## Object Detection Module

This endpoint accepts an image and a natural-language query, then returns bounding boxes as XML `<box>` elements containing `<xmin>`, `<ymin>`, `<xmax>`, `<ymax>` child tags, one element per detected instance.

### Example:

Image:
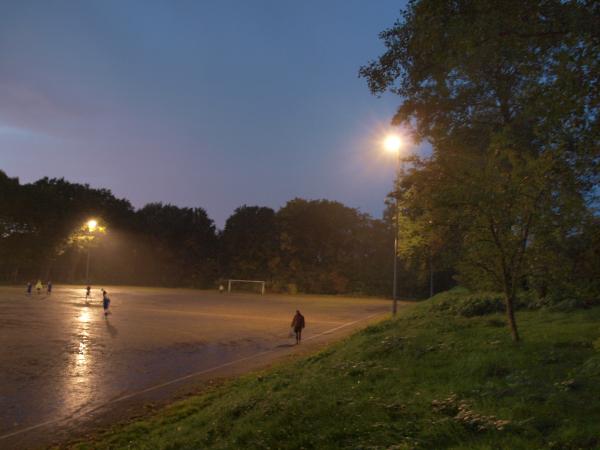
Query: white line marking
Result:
<box><xmin>0</xmin><ymin>311</ymin><xmax>385</xmax><ymax>441</ymax></box>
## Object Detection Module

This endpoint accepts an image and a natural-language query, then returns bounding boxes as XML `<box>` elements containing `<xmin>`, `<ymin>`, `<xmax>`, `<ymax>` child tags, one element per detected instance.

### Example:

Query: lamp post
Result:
<box><xmin>85</xmin><ymin>219</ymin><xmax>98</xmax><ymax>283</ymax></box>
<box><xmin>383</xmin><ymin>135</ymin><xmax>402</xmax><ymax>315</ymax></box>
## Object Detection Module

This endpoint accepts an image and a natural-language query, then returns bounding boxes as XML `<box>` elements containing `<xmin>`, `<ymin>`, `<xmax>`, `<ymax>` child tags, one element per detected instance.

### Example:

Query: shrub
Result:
<box><xmin>457</xmin><ymin>293</ymin><xmax>504</xmax><ymax>317</ymax></box>
<box><xmin>429</xmin><ymin>289</ymin><xmax>505</xmax><ymax>317</ymax></box>
<box><xmin>429</xmin><ymin>286</ymin><xmax>599</xmax><ymax>317</ymax></box>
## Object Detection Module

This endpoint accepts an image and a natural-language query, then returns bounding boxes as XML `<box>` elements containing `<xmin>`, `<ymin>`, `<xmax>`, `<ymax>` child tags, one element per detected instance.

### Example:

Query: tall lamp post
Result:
<box><xmin>383</xmin><ymin>135</ymin><xmax>402</xmax><ymax>315</ymax></box>
<box><xmin>85</xmin><ymin>219</ymin><xmax>98</xmax><ymax>283</ymax></box>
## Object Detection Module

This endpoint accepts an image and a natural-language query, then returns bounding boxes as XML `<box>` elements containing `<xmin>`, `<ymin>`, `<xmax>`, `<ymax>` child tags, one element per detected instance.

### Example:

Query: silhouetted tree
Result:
<box><xmin>221</xmin><ymin>205</ymin><xmax>279</xmax><ymax>281</ymax></box>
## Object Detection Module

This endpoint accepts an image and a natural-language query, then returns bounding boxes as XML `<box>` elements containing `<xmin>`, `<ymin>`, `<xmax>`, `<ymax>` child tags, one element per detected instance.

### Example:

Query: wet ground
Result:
<box><xmin>0</xmin><ymin>286</ymin><xmax>391</xmax><ymax>448</ymax></box>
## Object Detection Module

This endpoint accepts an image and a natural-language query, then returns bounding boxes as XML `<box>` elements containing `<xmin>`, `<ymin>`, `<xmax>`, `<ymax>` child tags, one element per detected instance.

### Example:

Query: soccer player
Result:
<box><xmin>47</xmin><ymin>281</ymin><xmax>52</xmax><ymax>294</ymax></box>
<box><xmin>102</xmin><ymin>290</ymin><xmax>111</xmax><ymax>317</ymax></box>
<box><xmin>290</xmin><ymin>310</ymin><xmax>305</xmax><ymax>344</ymax></box>
<box><xmin>35</xmin><ymin>280</ymin><xmax>43</xmax><ymax>295</ymax></box>
<box><xmin>85</xmin><ymin>285</ymin><xmax>91</xmax><ymax>299</ymax></box>
<box><xmin>26</xmin><ymin>282</ymin><xmax>32</xmax><ymax>295</ymax></box>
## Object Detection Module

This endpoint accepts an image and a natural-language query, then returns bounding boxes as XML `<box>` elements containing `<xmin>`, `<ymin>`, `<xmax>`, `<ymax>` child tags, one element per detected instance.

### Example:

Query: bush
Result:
<box><xmin>458</xmin><ymin>293</ymin><xmax>504</xmax><ymax>317</ymax></box>
<box><xmin>528</xmin><ymin>286</ymin><xmax>600</xmax><ymax>311</ymax></box>
<box><xmin>429</xmin><ymin>286</ymin><xmax>600</xmax><ymax>317</ymax></box>
<box><xmin>429</xmin><ymin>289</ymin><xmax>504</xmax><ymax>317</ymax></box>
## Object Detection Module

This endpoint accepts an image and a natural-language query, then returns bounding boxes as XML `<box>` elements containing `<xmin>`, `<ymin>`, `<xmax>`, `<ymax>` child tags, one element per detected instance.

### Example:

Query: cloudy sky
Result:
<box><xmin>0</xmin><ymin>0</ymin><xmax>426</xmax><ymax>227</ymax></box>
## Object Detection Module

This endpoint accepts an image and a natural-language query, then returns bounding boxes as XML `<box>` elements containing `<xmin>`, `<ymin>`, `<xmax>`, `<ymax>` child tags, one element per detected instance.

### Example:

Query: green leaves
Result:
<box><xmin>362</xmin><ymin>0</ymin><xmax>599</xmax><ymax>339</ymax></box>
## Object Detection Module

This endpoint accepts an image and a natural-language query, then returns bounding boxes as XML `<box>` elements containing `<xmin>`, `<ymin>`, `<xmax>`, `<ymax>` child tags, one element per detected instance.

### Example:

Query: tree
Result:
<box><xmin>276</xmin><ymin>199</ymin><xmax>387</xmax><ymax>294</ymax></box>
<box><xmin>220</xmin><ymin>205</ymin><xmax>279</xmax><ymax>281</ymax></box>
<box><xmin>135</xmin><ymin>203</ymin><xmax>218</xmax><ymax>286</ymax></box>
<box><xmin>0</xmin><ymin>174</ymin><xmax>136</xmax><ymax>281</ymax></box>
<box><xmin>361</xmin><ymin>0</ymin><xmax>599</xmax><ymax>340</ymax></box>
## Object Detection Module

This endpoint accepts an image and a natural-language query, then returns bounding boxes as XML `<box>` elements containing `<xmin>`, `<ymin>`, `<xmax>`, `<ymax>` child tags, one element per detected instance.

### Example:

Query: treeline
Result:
<box><xmin>1</xmin><ymin>171</ymin><xmax>438</xmax><ymax>296</ymax></box>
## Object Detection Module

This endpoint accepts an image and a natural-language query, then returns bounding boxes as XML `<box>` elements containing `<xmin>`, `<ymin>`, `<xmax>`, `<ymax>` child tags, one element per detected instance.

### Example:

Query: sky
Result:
<box><xmin>0</xmin><ymin>0</ymin><xmax>425</xmax><ymax>228</ymax></box>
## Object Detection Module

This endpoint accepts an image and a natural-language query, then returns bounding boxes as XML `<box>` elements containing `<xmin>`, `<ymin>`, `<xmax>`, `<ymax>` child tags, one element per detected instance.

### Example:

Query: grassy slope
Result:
<box><xmin>73</xmin><ymin>294</ymin><xmax>600</xmax><ymax>450</ymax></box>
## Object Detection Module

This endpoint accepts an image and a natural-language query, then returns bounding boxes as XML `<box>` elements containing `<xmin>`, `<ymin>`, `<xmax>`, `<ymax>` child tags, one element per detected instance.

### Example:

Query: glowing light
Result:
<box><xmin>79</xmin><ymin>310</ymin><xmax>90</xmax><ymax>323</ymax></box>
<box><xmin>75</xmin><ymin>311</ymin><xmax>90</xmax><ymax>368</ymax></box>
<box><xmin>383</xmin><ymin>135</ymin><xmax>402</xmax><ymax>154</ymax></box>
<box><xmin>87</xmin><ymin>219</ymin><xmax>98</xmax><ymax>232</ymax></box>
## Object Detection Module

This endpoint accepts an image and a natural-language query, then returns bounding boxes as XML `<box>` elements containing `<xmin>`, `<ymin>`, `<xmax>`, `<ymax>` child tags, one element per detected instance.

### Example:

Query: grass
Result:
<box><xmin>71</xmin><ymin>292</ymin><xmax>600</xmax><ymax>449</ymax></box>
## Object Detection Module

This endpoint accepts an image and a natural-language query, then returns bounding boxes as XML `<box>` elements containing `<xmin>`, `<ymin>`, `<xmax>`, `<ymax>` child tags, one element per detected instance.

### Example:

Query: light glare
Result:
<box><xmin>383</xmin><ymin>135</ymin><xmax>402</xmax><ymax>154</ymax></box>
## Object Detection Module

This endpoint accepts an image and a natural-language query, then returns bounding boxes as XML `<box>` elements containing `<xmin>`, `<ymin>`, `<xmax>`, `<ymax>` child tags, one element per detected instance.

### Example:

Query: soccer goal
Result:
<box><xmin>227</xmin><ymin>279</ymin><xmax>266</xmax><ymax>295</ymax></box>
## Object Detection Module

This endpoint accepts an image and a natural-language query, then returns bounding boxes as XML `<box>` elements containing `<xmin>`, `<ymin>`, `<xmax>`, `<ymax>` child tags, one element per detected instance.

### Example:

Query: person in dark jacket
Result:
<box><xmin>290</xmin><ymin>310</ymin><xmax>305</xmax><ymax>344</ymax></box>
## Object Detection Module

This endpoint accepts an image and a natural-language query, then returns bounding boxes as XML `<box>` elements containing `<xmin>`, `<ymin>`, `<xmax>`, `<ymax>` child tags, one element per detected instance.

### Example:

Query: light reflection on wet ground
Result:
<box><xmin>0</xmin><ymin>286</ymin><xmax>390</xmax><ymax>448</ymax></box>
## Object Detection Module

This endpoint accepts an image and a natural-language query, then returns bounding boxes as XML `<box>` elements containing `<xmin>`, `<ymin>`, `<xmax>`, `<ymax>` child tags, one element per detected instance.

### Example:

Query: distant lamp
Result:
<box><xmin>383</xmin><ymin>135</ymin><xmax>402</xmax><ymax>154</ymax></box>
<box><xmin>87</xmin><ymin>219</ymin><xmax>98</xmax><ymax>232</ymax></box>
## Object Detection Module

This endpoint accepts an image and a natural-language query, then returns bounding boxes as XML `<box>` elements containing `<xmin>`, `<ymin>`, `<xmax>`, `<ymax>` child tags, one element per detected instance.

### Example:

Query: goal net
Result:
<box><xmin>227</xmin><ymin>279</ymin><xmax>266</xmax><ymax>295</ymax></box>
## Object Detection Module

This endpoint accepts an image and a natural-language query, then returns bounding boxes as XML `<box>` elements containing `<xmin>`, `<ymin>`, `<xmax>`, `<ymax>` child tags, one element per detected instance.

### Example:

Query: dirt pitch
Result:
<box><xmin>0</xmin><ymin>285</ymin><xmax>393</xmax><ymax>448</ymax></box>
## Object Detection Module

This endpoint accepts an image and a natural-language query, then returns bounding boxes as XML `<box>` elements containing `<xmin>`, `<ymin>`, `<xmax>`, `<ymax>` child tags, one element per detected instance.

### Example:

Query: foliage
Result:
<box><xmin>220</xmin><ymin>205</ymin><xmax>279</xmax><ymax>281</ymax></box>
<box><xmin>0</xmin><ymin>173</ymin><xmax>219</xmax><ymax>287</ymax></box>
<box><xmin>360</xmin><ymin>0</ymin><xmax>600</xmax><ymax>340</ymax></box>
<box><xmin>428</xmin><ymin>288</ymin><xmax>505</xmax><ymax>317</ymax></box>
<box><xmin>71</xmin><ymin>296</ymin><xmax>600</xmax><ymax>450</ymax></box>
<box><xmin>0</xmin><ymin>174</ymin><xmax>400</xmax><ymax>295</ymax></box>
<box><xmin>275</xmin><ymin>198</ymin><xmax>392</xmax><ymax>295</ymax></box>
<box><xmin>134</xmin><ymin>203</ymin><xmax>218</xmax><ymax>286</ymax></box>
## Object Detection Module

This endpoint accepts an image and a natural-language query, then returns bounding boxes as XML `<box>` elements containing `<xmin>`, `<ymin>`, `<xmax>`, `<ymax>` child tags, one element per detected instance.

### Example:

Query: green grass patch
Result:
<box><xmin>72</xmin><ymin>295</ymin><xmax>600</xmax><ymax>449</ymax></box>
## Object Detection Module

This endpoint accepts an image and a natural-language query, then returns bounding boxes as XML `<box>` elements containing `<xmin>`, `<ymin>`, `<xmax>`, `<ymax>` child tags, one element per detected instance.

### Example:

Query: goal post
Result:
<box><xmin>227</xmin><ymin>279</ymin><xmax>266</xmax><ymax>295</ymax></box>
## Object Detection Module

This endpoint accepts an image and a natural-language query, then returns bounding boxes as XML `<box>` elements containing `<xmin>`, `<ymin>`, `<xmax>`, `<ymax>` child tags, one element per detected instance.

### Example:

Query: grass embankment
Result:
<box><xmin>74</xmin><ymin>291</ymin><xmax>600</xmax><ymax>449</ymax></box>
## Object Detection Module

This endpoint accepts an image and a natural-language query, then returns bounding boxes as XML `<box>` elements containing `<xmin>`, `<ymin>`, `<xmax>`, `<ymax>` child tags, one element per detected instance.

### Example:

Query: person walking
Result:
<box><xmin>47</xmin><ymin>281</ymin><xmax>52</xmax><ymax>294</ymax></box>
<box><xmin>102</xmin><ymin>290</ymin><xmax>111</xmax><ymax>317</ymax></box>
<box><xmin>290</xmin><ymin>310</ymin><xmax>305</xmax><ymax>344</ymax></box>
<box><xmin>26</xmin><ymin>281</ymin><xmax>32</xmax><ymax>295</ymax></box>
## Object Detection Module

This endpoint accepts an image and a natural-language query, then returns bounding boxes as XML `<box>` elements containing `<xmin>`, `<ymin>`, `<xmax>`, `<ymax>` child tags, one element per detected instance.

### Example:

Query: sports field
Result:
<box><xmin>0</xmin><ymin>285</ymin><xmax>391</xmax><ymax>448</ymax></box>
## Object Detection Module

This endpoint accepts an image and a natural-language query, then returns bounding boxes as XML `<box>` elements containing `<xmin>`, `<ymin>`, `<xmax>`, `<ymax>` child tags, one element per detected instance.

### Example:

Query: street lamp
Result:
<box><xmin>85</xmin><ymin>219</ymin><xmax>99</xmax><ymax>283</ymax></box>
<box><xmin>87</xmin><ymin>219</ymin><xmax>98</xmax><ymax>233</ymax></box>
<box><xmin>383</xmin><ymin>134</ymin><xmax>402</xmax><ymax>315</ymax></box>
<box><xmin>384</xmin><ymin>135</ymin><xmax>402</xmax><ymax>155</ymax></box>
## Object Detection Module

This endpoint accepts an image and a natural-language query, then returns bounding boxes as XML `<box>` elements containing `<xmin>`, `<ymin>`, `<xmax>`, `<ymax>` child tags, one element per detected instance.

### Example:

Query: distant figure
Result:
<box><xmin>26</xmin><ymin>282</ymin><xmax>32</xmax><ymax>295</ymax></box>
<box><xmin>290</xmin><ymin>310</ymin><xmax>305</xmax><ymax>344</ymax></box>
<box><xmin>35</xmin><ymin>280</ymin><xmax>43</xmax><ymax>295</ymax></box>
<box><xmin>102</xmin><ymin>291</ymin><xmax>111</xmax><ymax>317</ymax></box>
<box><xmin>85</xmin><ymin>285</ymin><xmax>91</xmax><ymax>299</ymax></box>
<box><xmin>219</xmin><ymin>284</ymin><xmax>225</xmax><ymax>294</ymax></box>
<box><xmin>47</xmin><ymin>281</ymin><xmax>52</xmax><ymax>294</ymax></box>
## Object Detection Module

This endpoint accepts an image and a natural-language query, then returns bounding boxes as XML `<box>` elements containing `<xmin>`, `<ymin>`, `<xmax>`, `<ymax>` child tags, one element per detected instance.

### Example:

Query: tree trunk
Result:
<box><xmin>505</xmin><ymin>292</ymin><xmax>520</xmax><ymax>342</ymax></box>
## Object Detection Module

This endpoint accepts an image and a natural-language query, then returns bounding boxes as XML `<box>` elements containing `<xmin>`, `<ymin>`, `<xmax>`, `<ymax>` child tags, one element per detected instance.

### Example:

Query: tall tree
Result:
<box><xmin>361</xmin><ymin>0</ymin><xmax>599</xmax><ymax>340</ymax></box>
<box><xmin>135</xmin><ymin>203</ymin><xmax>218</xmax><ymax>286</ymax></box>
<box><xmin>220</xmin><ymin>206</ymin><xmax>279</xmax><ymax>281</ymax></box>
<box><xmin>277</xmin><ymin>199</ymin><xmax>385</xmax><ymax>294</ymax></box>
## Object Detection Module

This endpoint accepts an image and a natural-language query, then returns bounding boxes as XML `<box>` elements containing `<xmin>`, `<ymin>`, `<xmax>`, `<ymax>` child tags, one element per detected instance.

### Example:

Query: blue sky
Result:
<box><xmin>0</xmin><ymin>0</ymin><xmax>424</xmax><ymax>227</ymax></box>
